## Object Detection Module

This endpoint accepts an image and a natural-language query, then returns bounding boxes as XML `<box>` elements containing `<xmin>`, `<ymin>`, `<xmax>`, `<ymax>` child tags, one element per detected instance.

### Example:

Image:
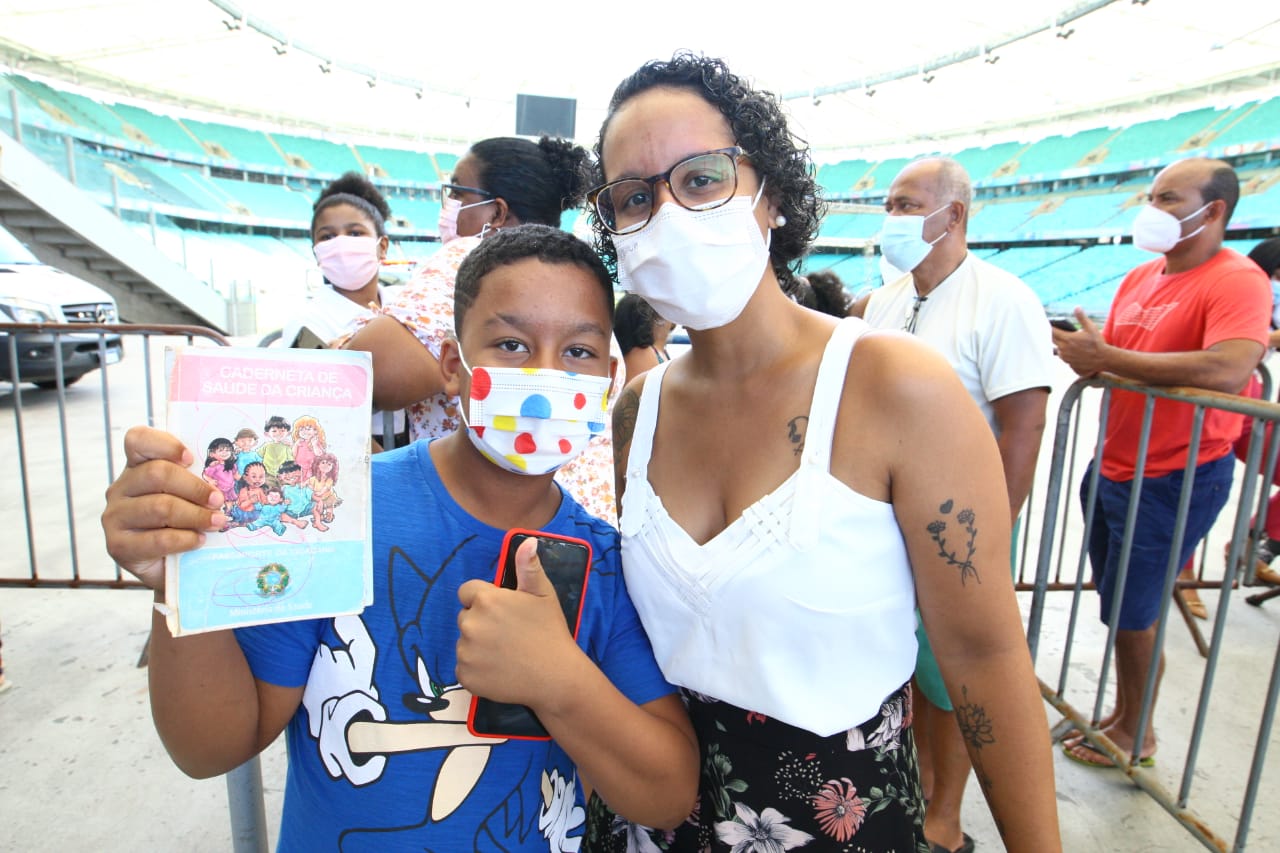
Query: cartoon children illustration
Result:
<box><xmin>308</xmin><ymin>452</ymin><xmax>340</xmax><ymax>524</ymax></box>
<box><xmin>245</xmin><ymin>486</ymin><xmax>290</xmax><ymax>535</ymax></box>
<box><xmin>229</xmin><ymin>461</ymin><xmax>268</xmax><ymax>527</ymax></box>
<box><xmin>201</xmin><ymin>438</ymin><xmax>238</xmax><ymax>507</ymax></box>
<box><xmin>278</xmin><ymin>461</ymin><xmax>326</xmax><ymax>532</ymax></box>
<box><xmin>261</xmin><ymin>415</ymin><xmax>294</xmax><ymax>487</ymax></box>
<box><xmin>233</xmin><ymin>428</ymin><xmax>262</xmax><ymax>476</ymax></box>
<box><xmin>290</xmin><ymin>416</ymin><xmax>326</xmax><ymax>481</ymax></box>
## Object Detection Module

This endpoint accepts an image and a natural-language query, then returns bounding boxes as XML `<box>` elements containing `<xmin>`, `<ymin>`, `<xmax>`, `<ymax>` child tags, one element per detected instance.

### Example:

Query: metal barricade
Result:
<box><xmin>1</xmin><ymin>322</ymin><xmax>229</xmax><ymax>587</ymax></box>
<box><xmin>1027</xmin><ymin>373</ymin><xmax>1280</xmax><ymax>852</ymax></box>
<box><xmin>1016</xmin><ymin>367</ymin><xmax>1276</xmax><ymax>660</ymax></box>
<box><xmin>1</xmin><ymin>321</ymin><xmax>399</xmax><ymax>585</ymax></box>
<box><xmin>0</xmin><ymin>320</ymin><xmax>270</xmax><ymax>852</ymax></box>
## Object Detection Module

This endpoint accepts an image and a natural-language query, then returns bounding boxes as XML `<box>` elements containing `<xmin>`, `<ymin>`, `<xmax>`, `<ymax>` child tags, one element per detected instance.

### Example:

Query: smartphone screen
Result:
<box><xmin>291</xmin><ymin>326</ymin><xmax>329</xmax><ymax>349</ymax></box>
<box><xmin>467</xmin><ymin>530</ymin><xmax>592</xmax><ymax>740</ymax></box>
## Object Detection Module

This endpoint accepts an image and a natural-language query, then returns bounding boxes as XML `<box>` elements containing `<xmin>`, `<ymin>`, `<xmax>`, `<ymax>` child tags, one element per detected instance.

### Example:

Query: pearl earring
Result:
<box><xmin>774</xmin><ymin>214</ymin><xmax>788</xmax><ymax>227</ymax></box>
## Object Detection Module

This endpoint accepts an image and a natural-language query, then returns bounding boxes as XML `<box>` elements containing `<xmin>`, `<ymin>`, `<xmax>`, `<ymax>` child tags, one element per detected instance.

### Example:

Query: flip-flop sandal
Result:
<box><xmin>929</xmin><ymin>833</ymin><xmax>975</xmax><ymax>853</ymax></box>
<box><xmin>1062</xmin><ymin>739</ymin><xmax>1155</xmax><ymax>768</ymax></box>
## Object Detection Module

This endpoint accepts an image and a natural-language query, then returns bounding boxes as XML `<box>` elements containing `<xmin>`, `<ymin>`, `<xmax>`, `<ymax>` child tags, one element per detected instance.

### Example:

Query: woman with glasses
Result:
<box><xmin>343</xmin><ymin>135</ymin><xmax>593</xmax><ymax>420</ymax></box>
<box><xmin>436</xmin><ymin>136</ymin><xmax>585</xmax><ymax>242</ymax></box>
<box><xmin>584</xmin><ymin>54</ymin><xmax>1060</xmax><ymax>852</ymax></box>
<box><xmin>339</xmin><ymin>137</ymin><xmax>625</xmax><ymax>521</ymax></box>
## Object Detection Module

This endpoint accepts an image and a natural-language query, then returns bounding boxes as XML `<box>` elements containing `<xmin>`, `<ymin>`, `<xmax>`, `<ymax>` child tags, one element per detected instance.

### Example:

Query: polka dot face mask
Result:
<box><xmin>458</xmin><ymin>350</ymin><xmax>612</xmax><ymax>476</ymax></box>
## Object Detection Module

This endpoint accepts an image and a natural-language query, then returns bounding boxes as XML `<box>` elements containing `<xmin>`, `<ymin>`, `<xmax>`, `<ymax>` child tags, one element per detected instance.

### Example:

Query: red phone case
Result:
<box><xmin>466</xmin><ymin>528</ymin><xmax>592</xmax><ymax>740</ymax></box>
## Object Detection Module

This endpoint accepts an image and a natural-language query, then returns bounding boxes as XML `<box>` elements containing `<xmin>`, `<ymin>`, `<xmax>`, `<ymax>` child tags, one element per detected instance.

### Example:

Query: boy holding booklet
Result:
<box><xmin>101</xmin><ymin>225</ymin><xmax>696</xmax><ymax>851</ymax></box>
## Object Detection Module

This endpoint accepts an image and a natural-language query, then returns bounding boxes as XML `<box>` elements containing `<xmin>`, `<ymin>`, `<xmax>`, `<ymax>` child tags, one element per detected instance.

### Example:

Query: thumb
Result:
<box><xmin>514</xmin><ymin>537</ymin><xmax>553</xmax><ymax>597</ymax></box>
<box><xmin>1074</xmin><ymin>307</ymin><xmax>1099</xmax><ymax>336</ymax></box>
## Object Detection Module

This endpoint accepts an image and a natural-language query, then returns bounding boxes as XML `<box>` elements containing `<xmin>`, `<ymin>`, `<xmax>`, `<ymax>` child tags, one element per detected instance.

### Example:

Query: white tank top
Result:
<box><xmin>619</xmin><ymin>317</ymin><xmax>918</xmax><ymax>736</ymax></box>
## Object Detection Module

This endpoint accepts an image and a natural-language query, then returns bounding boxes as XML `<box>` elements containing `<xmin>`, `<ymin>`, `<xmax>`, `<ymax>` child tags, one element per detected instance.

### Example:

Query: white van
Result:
<box><xmin>0</xmin><ymin>225</ymin><xmax>124</xmax><ymax>389</ymax></box>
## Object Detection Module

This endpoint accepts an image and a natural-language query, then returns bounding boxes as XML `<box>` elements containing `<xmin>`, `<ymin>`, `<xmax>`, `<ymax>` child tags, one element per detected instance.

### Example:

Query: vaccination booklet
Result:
<box><xmin>162</xmin><ymin>345</ymin><xmax>374</xmax><ymax>636</ymax></box>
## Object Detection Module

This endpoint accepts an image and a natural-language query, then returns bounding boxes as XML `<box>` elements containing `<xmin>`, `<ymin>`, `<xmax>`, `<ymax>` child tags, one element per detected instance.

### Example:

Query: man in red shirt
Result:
<box><xmin>1053</xmin><ymin>157</ymin><xmax>1270</xmax><ymax>768</ymax></box>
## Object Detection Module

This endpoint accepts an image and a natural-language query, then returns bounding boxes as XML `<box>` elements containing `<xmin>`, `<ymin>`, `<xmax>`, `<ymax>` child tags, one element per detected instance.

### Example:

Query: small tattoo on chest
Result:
<box><xmin>787</xmin><ymin>415</ymin><xmax>808</xmax><ymax>456</ymax></box>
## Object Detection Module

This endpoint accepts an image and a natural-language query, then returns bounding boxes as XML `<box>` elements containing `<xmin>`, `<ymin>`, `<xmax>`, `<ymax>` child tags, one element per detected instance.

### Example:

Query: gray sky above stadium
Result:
<box><xmin>1</xmin><ymin>0</ymin><xmax>1278</xmax><ymax>158</ymax></box>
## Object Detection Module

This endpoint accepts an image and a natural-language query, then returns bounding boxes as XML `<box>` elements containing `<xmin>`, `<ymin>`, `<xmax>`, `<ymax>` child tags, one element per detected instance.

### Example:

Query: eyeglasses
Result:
<box><xmin>589</xmin><ymin>147</ymin><xmax>748</xmax><ymax>236</ymax></box>
<box><xmin>441</xmin><ymin>183</ymin><xmax>493</xmax><ymax>203</ymax></box>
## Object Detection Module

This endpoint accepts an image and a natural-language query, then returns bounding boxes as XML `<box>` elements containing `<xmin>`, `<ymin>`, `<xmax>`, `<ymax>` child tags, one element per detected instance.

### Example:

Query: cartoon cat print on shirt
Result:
<box><xmin>300</xmin><ymin>542</ymin><xmax>584</xmax><ymax>851</ymax></box>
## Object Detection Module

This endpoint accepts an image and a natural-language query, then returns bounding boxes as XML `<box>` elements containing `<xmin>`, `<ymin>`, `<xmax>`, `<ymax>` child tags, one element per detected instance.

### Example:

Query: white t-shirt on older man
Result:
<box><xmin>863</xmin><ymin>252</ymin><xmax>1055</xmax><ymax>431</ymax></box>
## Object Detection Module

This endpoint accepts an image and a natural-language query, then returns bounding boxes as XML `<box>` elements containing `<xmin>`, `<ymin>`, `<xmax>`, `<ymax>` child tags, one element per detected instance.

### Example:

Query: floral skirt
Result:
<box><xmin>584</xmin><ymin>684</ymin><xmax>928</xmax><ymax>852</ymax></box>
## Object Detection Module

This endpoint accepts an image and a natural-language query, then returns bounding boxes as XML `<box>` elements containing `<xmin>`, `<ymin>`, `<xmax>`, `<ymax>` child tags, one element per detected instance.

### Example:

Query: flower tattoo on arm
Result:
<box><xmin>956</xmin><ymin>685</ymin><xmax>998</xmax><ymax>824</ymax></box>
<box><xmin>956</xmin><ymin>686</ymin><xmax>995</xmax><ymax>752</ymax></box>
<box><xmin>926</xmin><ymin>499</ymin><xmax>980</xmax><ymax>585</ymax></box>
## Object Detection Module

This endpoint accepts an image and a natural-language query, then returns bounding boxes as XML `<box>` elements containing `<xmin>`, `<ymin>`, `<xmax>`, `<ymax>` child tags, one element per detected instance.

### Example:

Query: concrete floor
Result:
<box><xmin>2</xmin><ymin>341</ymin><xmax>1278</xmax><ymax>851</ymax></box>
<box><xmin>12</xmin><ymin>582</ymin><xmax>1276</xmax><ymax>851</ymax></box>
<box><xmin>1</xmin><ymin>585</ymin><xmax>287</xmax><ymax>852</ymax></box>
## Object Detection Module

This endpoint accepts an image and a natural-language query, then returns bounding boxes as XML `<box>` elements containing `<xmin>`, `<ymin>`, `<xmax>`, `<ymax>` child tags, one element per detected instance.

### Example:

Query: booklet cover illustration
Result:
<box><xmin>163</xmin><ymin>346</ymin><xmax>374</xmax><ymax>636</ymax></box>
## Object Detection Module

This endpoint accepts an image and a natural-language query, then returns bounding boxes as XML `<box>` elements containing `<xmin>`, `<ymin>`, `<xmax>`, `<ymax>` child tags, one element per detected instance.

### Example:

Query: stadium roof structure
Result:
<box><xmin>2</xmin><ymin>0</ymin><xmax>1279</xmax><ymax>159</ymax></box>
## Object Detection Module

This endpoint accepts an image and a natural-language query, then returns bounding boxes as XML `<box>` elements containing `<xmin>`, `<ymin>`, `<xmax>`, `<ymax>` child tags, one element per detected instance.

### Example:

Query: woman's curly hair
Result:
<box><xmin>592</xmin><ymin>52</ymin><xmax>824</xmax><ymax>290</ymax></box>
<box><xmin>470</xmin><ymin>136</ymin><xmax>593</xmax><ymax>226</ymax></box>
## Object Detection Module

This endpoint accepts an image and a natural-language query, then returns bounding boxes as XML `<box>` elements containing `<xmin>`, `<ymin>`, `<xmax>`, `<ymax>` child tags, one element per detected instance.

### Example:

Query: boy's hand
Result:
<box><xmin>455</xmin><ymin>538</ymin><xmax>584</xmax><ymax>708</ymax></box>
<box><xmin>101</xmin><ymin>426</ymin><xmax>228</xmax><ymax>591</ymax></box>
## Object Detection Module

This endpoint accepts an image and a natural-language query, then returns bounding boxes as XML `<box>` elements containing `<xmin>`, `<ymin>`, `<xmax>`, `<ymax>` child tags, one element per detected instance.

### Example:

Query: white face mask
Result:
<box><xmin>313</xmin><ymin>235</ymin><xmax>380</xmax><ymax>291</ymax></box>
<box><xmin>879</xmin><ymin>254</ymin><xmax>908</xmax><ymax>285</ymax></box>
<box><xmin>612</xmin><ymin>180</ymin><xmax>771</xmax><ymax>331</ymax></box>
<box><xmin>877</xmin><ymin>205</ymin><xmax>950</xmax><ymax>274</ymax></box>
<box><xmin>1131</xmin><ymin>202</ymin><xmax>1210</xmax><ymax>254</ymax></box>
<box><xmin>437</xmin><ymin>195</ymin><xmax>495</xmax><ymax>245</ymax></box>
<box><xmin>457</xmin><ymin>349</ymin><xmax>612</xmax><ymax>476</ymax></box>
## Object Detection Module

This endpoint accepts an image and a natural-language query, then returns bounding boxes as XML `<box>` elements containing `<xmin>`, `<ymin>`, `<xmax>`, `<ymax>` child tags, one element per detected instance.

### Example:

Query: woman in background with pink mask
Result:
<box><xmin>340</xmin><ymin>137</ymin><xmax>626</xmax><ymax>522</ymax></box>
<box><xmin>585</xmin><ymin>53</ymin><xmax>1060</xmax><ymax>851</ymax></box>
<box><xmin>343</xmin><ymin>136</ymin><xmax>593</xmax><ymax>421</ymax></box>
<box><xmin>282</xmin><ymin>172</ymin><xmax>392</xmax><ymax>349</ymax></box>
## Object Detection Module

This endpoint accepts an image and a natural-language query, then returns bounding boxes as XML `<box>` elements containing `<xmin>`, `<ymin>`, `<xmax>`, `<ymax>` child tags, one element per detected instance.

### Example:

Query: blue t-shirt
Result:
<box><xmin>235</xmin><ymin>441</ymin><xmax>672</xmax><ymax>852</ymax></box>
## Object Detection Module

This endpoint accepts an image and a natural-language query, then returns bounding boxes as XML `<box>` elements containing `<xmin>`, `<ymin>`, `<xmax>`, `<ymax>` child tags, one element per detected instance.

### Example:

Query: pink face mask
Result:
<box><xmin>313</xmin><ymin>235</ymin><xmax>380</xmax><ymax>291</ymax></box>
<box><xmin>437</xmin><ymin>195</ymin><xmax>495</xmax><ymax>245</ymax></box>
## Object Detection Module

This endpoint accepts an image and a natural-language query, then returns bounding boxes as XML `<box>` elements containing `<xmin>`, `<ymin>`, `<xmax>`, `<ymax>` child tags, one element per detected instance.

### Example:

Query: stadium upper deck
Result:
<box><xmin>2</xmin><ymin>71</ymin><xmax>1277</xmax><ymax>319</ymax></box>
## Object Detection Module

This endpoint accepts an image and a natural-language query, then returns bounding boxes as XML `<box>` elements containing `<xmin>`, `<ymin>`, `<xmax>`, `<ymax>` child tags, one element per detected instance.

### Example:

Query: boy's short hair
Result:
<box><xmin>235</xmin><ymin>427</ymin><xmax>258</xmax><ymax>440</ymax></box>
<box><xmin>453</xmin><ymin>224</ymin><xmax>615</xmax><ymax>335</ymax></box>
<box><xmin>278</xmin><ymin>461</ymin><xmax>302</xmax><ymax>477</ymax></box>
<box><xmin>265</xmin><ymin>415</ymin><xmax>290</xmax><ymax>432</ymax></box>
